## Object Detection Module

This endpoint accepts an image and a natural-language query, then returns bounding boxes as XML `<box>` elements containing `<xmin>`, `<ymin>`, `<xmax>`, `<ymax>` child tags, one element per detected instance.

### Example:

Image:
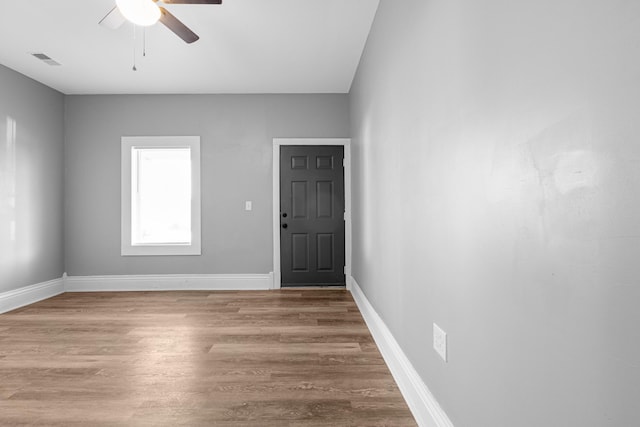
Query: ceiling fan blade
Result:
<box><xmin>98</xmin><ymin>6</ymin><xmax>126</xmax><ymax>30</ymax></box>
<box><xmin>158</xmin><ymin>7</ymin><xmax>199</xmax><ymax>44</ymax></box>
<box><xmin>161</xmin><ymin>0</ymin><xmax>222</xmax><ymax>4</ymax></box>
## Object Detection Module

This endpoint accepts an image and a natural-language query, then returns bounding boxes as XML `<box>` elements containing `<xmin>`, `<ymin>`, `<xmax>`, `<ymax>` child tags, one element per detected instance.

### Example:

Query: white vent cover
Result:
<box><xmin>31</xmin><ymin>53</ymin><xmax>61</xmax><ymax>66</ymax></box>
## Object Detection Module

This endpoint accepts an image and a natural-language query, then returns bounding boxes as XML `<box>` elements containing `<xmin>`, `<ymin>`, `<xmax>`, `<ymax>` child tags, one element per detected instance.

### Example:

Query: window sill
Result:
<box><xmin>121</xmin><ymin>244</ymin><xmax>201</xmax><ymax>256</ymax></box>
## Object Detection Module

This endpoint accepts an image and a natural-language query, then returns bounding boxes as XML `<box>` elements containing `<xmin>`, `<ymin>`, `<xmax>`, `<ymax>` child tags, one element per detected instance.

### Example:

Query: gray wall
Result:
<box><xmin>0</xmin><ymin>64</ymin><xmax>65</xmax><ymax>292</ymax></box>
<box><xmin>65</xmin><ymin>94</ymin><xmax>349</xmax><ymax>276</ymax></box>
<box><xmin>350</xmin><ymin>1</ymin><xmax>640</xmax><ymax>426</ymax></box>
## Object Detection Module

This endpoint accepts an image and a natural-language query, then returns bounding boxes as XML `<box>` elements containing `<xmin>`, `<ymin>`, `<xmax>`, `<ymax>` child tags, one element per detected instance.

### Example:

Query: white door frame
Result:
<box><xmin>272</xmin><ymin>138</ymin><xmax>352</xmax><ymax>290</ymax></box>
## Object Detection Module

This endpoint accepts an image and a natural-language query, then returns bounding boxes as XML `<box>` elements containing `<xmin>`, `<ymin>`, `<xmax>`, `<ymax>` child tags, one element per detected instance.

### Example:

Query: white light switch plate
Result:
<box><xmin>245</xmin><ymin>201</ymin><xmax>252</xmax><ymax>211</ymax></box>
<box><xmin>433</xmin><ymin>323</ymin><xmax>447</xmax><ymax>362</ymax></box>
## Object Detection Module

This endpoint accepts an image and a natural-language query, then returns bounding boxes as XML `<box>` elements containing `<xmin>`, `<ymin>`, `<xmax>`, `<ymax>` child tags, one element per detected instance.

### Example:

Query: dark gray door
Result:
<box><xmin>280</xmin><ymin>145</ymin><xmax>345</xmax><ymax>287</ymax></box>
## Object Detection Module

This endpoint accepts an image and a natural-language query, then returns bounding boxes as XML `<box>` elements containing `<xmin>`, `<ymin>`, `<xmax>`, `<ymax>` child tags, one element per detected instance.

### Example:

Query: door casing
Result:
<box><xmin>272</xmin><ymin>138</ymin><xmax>352</xmax><ymax>290</ymax></box>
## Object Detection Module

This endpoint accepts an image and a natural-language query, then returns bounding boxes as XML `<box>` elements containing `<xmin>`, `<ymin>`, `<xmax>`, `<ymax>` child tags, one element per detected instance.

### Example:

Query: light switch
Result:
<box><xmin>245</xmin><ymin>201</ymin><xmax>252</xmax><ymax>211</ymax></box>
<box><xmin>433</xmin><ymin>323</ymin><xmax>447</xmax><ymax>362</ymax></box>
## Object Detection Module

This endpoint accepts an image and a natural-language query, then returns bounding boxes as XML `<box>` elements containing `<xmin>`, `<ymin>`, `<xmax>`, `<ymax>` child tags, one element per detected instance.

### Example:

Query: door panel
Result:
<box><xmin>280</xmin><ymin>145</ymin><xmax>345</xmax><ymax>286</ymax></box>
<box><xmin>291</xmin><ymin>234</ymin><xmax>309</xmax><ymax>271</ymax></box>
<box><xmin>316</xmin><ymin>234</ymin><xmax>334</xmax><ymax>271</ymax></box>
<box><xmin>316</xmin><ymin>181</ymin><xmax>333</xmax><ymax>218</ymax></box>
<box><xmin>316</xmin><ymin>156</ymin><xmax>334</xmax><ymax>169</ymax></box>
<box><xmin>292</xmin><ymin>182</ymin><xmax>308</xmax><ymax>219</ymax></box>
<box><xmin>292</xmin><ymin>156</ymin><xmax>308</xmax><ymax>169</ymax></box>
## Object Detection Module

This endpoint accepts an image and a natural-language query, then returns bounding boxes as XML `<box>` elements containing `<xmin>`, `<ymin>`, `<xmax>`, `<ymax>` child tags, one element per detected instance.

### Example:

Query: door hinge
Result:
<box><xmin>342</xmin><ymin>158</ymin><xmax>345</xmax><ymax>168</ymax></box>
<box><xmin>344</xmin><ymin>211</ymin><xmax>346</xmax><ymax>221</ymax></box>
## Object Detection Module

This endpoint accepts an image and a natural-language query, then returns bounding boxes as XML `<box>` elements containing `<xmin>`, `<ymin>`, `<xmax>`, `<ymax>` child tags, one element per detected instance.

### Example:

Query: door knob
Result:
<box><xmin>282</xmin><ymin>224</ymin><xmax>288</xmax><ymax>229</ymax></box>
<box><xmin>282</xmin><ymin>213</ymin><xmax>288</xmax><ymax>218</ymax></box>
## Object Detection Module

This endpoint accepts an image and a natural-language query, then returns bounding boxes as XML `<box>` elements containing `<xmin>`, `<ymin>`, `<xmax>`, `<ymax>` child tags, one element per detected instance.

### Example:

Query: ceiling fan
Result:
<box><xmin>99</xmin><ymin>0</ymin><xmax>222</xmax><ymax>44</ymax></box>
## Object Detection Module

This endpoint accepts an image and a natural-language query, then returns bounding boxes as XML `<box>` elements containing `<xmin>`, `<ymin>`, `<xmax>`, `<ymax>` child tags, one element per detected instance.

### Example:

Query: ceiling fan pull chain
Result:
<box><xmin>143</xmin><ymin>27</ymin><xmax>147</xmax><ymax>57</ymax></box>
<box><xmin>132</xmin><ymin>25</ymin><xmax>137</xmax><ymax>71</ymax></box>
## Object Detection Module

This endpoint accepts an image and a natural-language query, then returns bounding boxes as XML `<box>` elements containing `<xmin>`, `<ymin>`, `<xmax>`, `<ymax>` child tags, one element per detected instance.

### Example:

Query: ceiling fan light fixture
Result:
<box><xmin>116</xmin><ymin>0</ymin><xmax>161</xmax><ymax>26</ymax></box>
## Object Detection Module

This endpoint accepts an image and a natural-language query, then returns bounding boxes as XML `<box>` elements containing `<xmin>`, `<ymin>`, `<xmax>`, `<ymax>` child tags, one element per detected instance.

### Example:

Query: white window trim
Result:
<box><xmin>121</xmin><ymin>136</ymin><xmax>201</xmax><ymax>256</ymax></box>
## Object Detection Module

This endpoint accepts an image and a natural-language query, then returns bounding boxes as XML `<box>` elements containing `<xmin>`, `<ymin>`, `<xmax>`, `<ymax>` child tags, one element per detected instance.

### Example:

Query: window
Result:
<box><xmin>121</xmin><ymin>136</ymin><xmax>201</xmax><ymax>256</ymax></box>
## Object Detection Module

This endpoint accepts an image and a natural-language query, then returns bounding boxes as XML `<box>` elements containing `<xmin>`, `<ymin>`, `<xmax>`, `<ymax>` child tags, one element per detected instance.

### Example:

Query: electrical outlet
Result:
<box><xmin>433</xmin><ymin>323</ymin><xmax>447</xmax><ymax>362</ymax></box>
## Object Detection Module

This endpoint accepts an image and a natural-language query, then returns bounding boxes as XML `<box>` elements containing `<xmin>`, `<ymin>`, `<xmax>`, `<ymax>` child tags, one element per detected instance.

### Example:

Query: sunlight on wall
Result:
<box><xmin>0</xmin><ymin>115</ymin><xmax>39</xmax><ymax>283</ymax></box>
<box><xmin>0</xmin><ymin>116</ymin><xmax>16</xmax><ymax>275</ymax></box>
<box><xmin>1</xmin><ymin>116</ymin><xmax>16</xmax><ymax>248</ymax></box>
<box><xmin>0</xmin><ymin>116</ymin><xmax>16</xmax><ymax>280</ymax></box>
<box><xmin>5</xmin><ymin>115</ymin><xmax>16</xmax><ymax>235</ymax></box>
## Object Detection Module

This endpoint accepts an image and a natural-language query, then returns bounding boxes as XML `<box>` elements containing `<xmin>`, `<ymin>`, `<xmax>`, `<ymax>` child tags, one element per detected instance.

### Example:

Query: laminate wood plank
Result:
<box><xmin>278</xmin><ymin>334</ymin><xmax>375</xmax><ymax>345</ymax></box>
<box><xmin>237</xmin><ymin>306</ymin><xmax>350</xmax><ymax>314</ymax></box>
<box><xmin>270</xmin><ymin>365</ymin><xmax>396</xmax><ymax>381</ymax></box>
<box><xmin>319</xmin><ymin>353</ymin><xmax>388</xmax><ymax>365</ymax></box>
<box><xmin>0</xmin><ymin>290</ymin><xmax>416</xmax><ymax>425</ymax></box>
<box><xmin>0</xmin><ymin>401</ymin><xmax>136</xmax><ymax>425</ymax></box>
<box><xmin>208</xmin><ymin>342</ymin><xmax>362</xmax><ymax>355</ymax></box>
<box><xmin>129</xmin><ymin>399</ymin><xmax>418</xmax><ymax>426</ymax></box>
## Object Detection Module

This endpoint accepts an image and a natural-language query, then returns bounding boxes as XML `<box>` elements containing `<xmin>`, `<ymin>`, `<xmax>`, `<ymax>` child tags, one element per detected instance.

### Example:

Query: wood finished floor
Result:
<box><xmin>0</xmin><ymin>290</ymin><xmax>416</xmax><ymax>426</ymax></box>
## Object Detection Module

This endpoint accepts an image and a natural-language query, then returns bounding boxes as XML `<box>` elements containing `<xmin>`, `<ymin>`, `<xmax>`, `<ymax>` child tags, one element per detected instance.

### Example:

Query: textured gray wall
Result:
<box><xmin>350</xmin><ymin>1</ymin><xmax>640</xmax><ymax>426</ymax></box>
<box><xmin>0</xmin><ymin>64</ymin><xmax>65</xmax><ymax>292</ymax></box>
<box><xmin>64</xmin><ymin>94</ymin><xmax>349</xmax><ymax>276</ymax></box>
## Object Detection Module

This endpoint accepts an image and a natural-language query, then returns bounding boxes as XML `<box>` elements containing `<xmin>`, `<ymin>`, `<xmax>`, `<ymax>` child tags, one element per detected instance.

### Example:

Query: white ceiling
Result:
<box><xmin>0</xmin><ymin>0</ymin><xmax>379</xmax><ymax>95</ymax></box>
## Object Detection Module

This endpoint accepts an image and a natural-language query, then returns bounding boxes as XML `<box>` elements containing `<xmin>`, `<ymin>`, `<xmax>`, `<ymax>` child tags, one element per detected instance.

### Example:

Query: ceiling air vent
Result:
<box><xmin>31</xmin><ymin>53</ymin><xmax>61</xmax><ymax>66</ymax></box>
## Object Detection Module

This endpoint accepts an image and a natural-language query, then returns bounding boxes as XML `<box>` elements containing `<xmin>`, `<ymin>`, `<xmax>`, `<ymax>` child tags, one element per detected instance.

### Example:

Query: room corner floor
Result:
<box><xmin>0</xmin><ymin>290</ymin><xmax>416</xmax><ymax>426</ymax></box>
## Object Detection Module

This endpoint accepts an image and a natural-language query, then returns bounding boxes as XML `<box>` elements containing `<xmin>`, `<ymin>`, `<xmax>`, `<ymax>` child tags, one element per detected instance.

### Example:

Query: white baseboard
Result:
<box><xmin>0</xmin><ymin>277</ymin><xmax>65</xmax><ymax>314</ymax></box>
<box><xmin>349</xmin><ymin>277</ymin><xmax>454</xmax><ymax>427</ymax></box>
<box><xmin>64</xmin><ymin>273</ymin><xmax>274</xmax><ymax>292</ymax></box>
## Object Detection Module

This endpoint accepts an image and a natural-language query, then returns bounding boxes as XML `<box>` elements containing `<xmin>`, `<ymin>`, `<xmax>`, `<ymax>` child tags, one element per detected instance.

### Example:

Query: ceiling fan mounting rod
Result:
<box><xmin>132</xmin><ymin>25</ymin><xmax>137</xmax><ymax>71</ymax></box>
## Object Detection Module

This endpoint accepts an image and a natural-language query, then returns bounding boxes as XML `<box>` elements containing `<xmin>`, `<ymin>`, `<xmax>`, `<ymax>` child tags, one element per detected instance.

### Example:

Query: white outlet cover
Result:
<box><xmin>433</xmin><ymin>323</ymin><xmax>447</xmax><ymax>362</ymax></box>
<box><xmin>245</xmin><ymin>201</ymin><xmax>252</xmax><ymax>211</ymax></box>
